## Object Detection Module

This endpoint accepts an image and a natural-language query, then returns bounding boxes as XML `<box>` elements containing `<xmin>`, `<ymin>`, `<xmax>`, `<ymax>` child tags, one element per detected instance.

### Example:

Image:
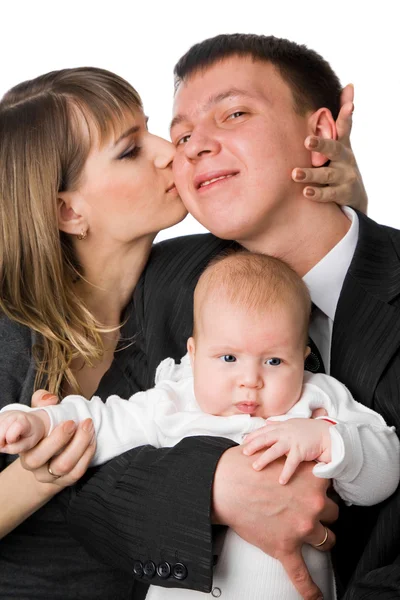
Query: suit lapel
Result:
<box><xmin>331</xmin><ymin>213</ymin><xmax>400</xmax><ymax>407</ymax></box>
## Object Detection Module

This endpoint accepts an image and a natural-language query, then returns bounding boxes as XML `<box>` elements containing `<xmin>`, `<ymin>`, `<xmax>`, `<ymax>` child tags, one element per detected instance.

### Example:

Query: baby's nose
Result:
<box><xmin>239</xmin><ymin>369</ymin><xmax>263</xmax><ymax>389</ymax></box>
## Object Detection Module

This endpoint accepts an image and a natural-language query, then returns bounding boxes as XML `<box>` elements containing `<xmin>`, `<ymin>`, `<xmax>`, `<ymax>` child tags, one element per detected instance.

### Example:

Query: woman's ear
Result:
<box><xmin>308</xmin><ymin>108</ymin><xmax>337</xmax><ymax>167</ymax></box>
<box><xmin>57</xmin><ymin>191</ymin><xmax>88</xmax><ymax>236</ymax></box>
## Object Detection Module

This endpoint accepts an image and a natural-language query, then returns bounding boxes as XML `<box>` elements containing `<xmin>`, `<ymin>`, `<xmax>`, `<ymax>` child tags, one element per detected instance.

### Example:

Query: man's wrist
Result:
<box><xmin>211</xmin><ymin>445</ymin><xmax>240</xmax><ymax>527</ymax></box>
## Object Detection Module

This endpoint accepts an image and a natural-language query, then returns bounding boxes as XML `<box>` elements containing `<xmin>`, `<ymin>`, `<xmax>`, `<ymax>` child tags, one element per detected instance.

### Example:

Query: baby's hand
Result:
<box><xmin>0</xmin><ymin>410</ymin><xmax>48</xmax><ymax>454</ymax></box>
<box><xmin>243</xmin><ymin>418</ymin><xmax>333</xmax><ymax>484</ymax></box>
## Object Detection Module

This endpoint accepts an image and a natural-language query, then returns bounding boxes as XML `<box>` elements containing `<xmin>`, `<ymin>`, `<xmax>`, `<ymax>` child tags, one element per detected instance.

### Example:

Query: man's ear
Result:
<box><xmin>57</xmin><ymin>191</ymin><xmax>88</xmax><ymax>236</ymax></box>
<box><xmin>308</xmin><ymin>108</ymin><xmax>337</xmax><ymax>167</ymax></box>
<box><xmin>305</xmin><ymin>345</ymin><xmax>311</xmax><ymax>360</ymax></box>
<box><xmin>187</xmin><ymin>337</ymin><xmax>196</xmax><ymax>367</ymax></box>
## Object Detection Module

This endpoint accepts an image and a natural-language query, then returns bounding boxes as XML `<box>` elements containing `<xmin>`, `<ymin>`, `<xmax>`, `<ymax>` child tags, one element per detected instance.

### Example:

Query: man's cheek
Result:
<box><xmin>172</xmin><ymin>154</ymin><xmax>184</xmax><ymax>176</ymax></box>
<box><xmin>172</xmin><ymin>159</ymin><xmax>190</xmax><ymax>196</ymax></box>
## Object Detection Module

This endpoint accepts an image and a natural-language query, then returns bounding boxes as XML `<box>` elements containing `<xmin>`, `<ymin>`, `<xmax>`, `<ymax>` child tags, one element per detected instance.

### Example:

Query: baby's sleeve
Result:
<box><xmin>43</xmin><ymin>389</ymin><xmax>169</xmax><ymax>466</ymax></box>
<box><xmin>305</xmin><ymin>373</ymin><xmax>400</xmax><ymax>506</ymax></box>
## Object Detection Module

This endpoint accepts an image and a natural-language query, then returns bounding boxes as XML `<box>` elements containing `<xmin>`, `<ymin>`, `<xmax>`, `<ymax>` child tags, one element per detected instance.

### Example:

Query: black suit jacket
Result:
<box><xmin>62</xmin><ymin>214</ymin><xmax>400</xmax><ymax>598</ymax></box>
<box><xmin>60</xmin><ymin>234</ymin><xmax>237</xmax><ymax>596</ymax></box>
<box><xmin>330</xmin><ymin>212</ymin><xmax>400</xmax><ymax>598</ymax></box>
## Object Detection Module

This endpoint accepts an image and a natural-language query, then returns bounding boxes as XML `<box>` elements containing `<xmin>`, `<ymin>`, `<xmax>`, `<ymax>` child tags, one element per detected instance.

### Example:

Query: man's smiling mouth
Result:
<box><xmin>199</xmin><ymin>174</ymin><xmax>236</xmax><ymax>188</ymax></box>
<box><xmin>194</xmin><ymin>170</ymin><xmax>239</xmax><ymax>190</ymax></box>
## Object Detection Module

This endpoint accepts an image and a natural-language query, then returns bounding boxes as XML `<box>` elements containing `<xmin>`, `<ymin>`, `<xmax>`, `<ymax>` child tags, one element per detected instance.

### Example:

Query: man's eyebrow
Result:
<box><xmin>170</xmin><ymin>88</ymin><xmax>256</xmax><ymax>131</ymax></box>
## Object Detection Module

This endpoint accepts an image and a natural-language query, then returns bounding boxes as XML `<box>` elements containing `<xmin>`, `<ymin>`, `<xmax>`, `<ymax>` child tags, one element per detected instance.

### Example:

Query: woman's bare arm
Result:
<box><xmin>0</xmin><ymin>418</ymin><xmax>95</xmax><ymax>539</ymax></box>
<box><xmin>0</xmin><ymin>459</ymin><xmax>57</xmax><ymax>538</ymax></box>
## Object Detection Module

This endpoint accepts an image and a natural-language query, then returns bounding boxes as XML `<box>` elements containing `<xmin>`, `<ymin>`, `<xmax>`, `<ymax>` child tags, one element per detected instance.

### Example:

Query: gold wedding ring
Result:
<box><xmin>47</xmin><ymin>462</ymin><xmax>61</xmax><ymax>479</ymax></box>
<box><xmin>313</xmin><ymin>526</ymin><xmax>329</xmax><ymax>548</ymax></box>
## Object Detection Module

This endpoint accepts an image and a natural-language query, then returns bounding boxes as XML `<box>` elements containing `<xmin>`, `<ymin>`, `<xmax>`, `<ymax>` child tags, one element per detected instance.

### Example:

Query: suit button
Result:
<box><xmin>157</xmin><ymin>561</ymin><xmax>171</xmax><ymax>579</ymax></box>
<box><xmin>172</xmin><ymin>562</ymin><xmax>188</xmax><ymax>580</ymax></box>
<box><xmin>133</xmin><ymin>560</ymin><xmax>143</xmax><ymax>578</ymax></box>
<box><xmin>143</xmin><ymin>560</ymin><xmax>156</xmax><ymax>579</ymax></box>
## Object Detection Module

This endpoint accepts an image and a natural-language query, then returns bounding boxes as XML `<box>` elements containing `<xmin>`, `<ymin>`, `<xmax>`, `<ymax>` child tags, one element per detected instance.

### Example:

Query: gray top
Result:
<box><xmin>0</xmin><ymin>315</ymin><xmax>137</xmax><ymax>599</ymax></box>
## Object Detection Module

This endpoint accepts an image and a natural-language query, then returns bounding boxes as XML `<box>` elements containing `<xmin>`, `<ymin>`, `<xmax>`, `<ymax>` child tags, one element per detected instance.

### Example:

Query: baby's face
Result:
<box><xmin>188</xmin><ymin>297</ymin><xmax>308</xmax><ymax>419</ymax></box>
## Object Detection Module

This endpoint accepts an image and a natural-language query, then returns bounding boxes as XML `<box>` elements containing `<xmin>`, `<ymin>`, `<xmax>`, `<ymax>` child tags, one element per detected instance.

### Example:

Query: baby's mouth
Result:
<box><xmin>235</xmin><ymin>402</ymin><xmax>259</xmax><ymax>415</ymax></box>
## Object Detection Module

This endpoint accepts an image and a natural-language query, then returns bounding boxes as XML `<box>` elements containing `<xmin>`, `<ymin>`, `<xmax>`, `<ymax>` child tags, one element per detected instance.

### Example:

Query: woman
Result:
<box><xmin>0</xmin><ymin>66</ymin><xmax>187</xmax><ymax>599</ymax></box>
<box><xmin>0</xmin><ymin>66</ymin><xmax>365</xmax><ymax>599</ymax></box>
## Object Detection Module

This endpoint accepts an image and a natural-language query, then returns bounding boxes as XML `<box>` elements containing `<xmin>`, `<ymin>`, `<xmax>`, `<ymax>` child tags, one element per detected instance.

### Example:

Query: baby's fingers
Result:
<box><xmin>243</xmin><ymin>427</ymin><xmax>279</xmax><ymax>456</ymax></box>
<box><xmin>279</xmin><ymin>449</ymin><xmax>302</xmax><ymax>485</ymax></box>
<box><xmin>252</xmin><ymin>441</ymin><xmax>288</xmax><ymax>471</ymax></box>
<box><xmin>1</xmin><ymin>437</ymin><xmax>36</xmax><ymax>455</ymax></box>
<box><xmin>6</xmin><ymin>418</ymin><xmax>29</xmax><ymax>445</ymax></box>
<box><xmin>243</xmin><ymin>421</ymin><xmax>281</xmax><ymax>446</ymax></box>
<box><xmin>0</xmin><ymin>420</ymin><xmax>9</xmax><ymax>448</ymax></box>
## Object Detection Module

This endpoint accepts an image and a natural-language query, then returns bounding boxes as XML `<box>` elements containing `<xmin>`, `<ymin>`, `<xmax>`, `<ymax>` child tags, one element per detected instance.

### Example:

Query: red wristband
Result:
<box><xmin>317</xmin><ymin>416</ymin><xmax>337</xmax><ymax>425</ymax></box>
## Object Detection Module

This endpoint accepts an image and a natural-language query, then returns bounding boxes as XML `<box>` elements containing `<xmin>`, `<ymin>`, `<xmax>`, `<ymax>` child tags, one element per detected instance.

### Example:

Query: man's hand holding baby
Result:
<box><xmin>243</xmin><ymin>418</ymin><xmax>334</xmax><ymax>484</ymax></box>
<box><xmin>0</xmin><ymin>409</ymin><xmax>50</xmax><ymax>455</ymax></box>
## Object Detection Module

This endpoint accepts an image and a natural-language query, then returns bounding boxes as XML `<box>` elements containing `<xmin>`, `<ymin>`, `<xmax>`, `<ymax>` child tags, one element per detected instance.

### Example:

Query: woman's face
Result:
<box><xmin>67</xmin><ymin>109</ymin><xmax>187</xmax><ymax>245</ymax></box>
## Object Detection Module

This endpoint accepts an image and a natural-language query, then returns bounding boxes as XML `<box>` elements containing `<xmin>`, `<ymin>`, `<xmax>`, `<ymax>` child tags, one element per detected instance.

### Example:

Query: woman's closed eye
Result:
<box><xmin>119</xmin><ymin>146</ymin><xmax>141</xmax><ymax>160</ymax></box>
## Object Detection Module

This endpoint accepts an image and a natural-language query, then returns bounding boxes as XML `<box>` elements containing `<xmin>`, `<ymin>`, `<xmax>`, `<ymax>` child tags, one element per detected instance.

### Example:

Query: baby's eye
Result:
<box><xmin>220</xmin><ymin>355</ymin><xmax>237</xmax><ymax>363</ymax></box>
<box><xmin>266</xmin><ymin>357</ymin><xmax>281</xmax><ymax>366</ymax></box>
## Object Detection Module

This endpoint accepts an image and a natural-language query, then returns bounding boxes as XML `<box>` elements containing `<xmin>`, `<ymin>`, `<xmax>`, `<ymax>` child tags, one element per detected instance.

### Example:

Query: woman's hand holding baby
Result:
<box><xmin>18</xmin><ymin>389</ymin><xmax>96</xmax><ymax>487</ymax></box>
<box><xmin>0</xmin><ymin>410</ymin><xmax>50</xmax><ymax>455</ymax></box>
<box><xmin>243</xmin><ymin>418</ymin><xmax>334</xmax><ymax>484</ymax></box>
<box><xmin>1</xmin><ymin>390</ymin><xmax>95</xmax><ymax>489</ymax></box>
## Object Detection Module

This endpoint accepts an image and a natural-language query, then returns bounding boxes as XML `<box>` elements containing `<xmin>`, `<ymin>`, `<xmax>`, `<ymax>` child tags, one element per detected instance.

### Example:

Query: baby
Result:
<box><xmin>1</xmin><ymin>251</ymin><xmax>399</xmax><ymax>600</ymax></box>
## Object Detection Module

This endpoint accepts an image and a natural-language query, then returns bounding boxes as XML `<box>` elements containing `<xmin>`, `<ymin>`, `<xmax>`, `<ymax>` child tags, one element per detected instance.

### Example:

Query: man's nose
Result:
<box><xmin>184</xmin><ymin>129</ymin><xmax>221</xmax><ymax>160</ymax></box>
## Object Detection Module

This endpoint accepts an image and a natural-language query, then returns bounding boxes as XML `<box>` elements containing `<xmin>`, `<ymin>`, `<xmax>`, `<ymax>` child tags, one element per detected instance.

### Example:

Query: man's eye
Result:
<box><xmin>220</xmin><ymin>355</ymin><xmax>237</xmax><ymax>363</ymax></box>
<box><xmin>267</xmin><ymin>357</ymin><xmax>281</xmax><ymax>366</ymax></box>
<box><xmin>177</xmin><ymin>134</ymin><xmax>191</xmax><ymax>146</ymax></box>
<box><xmin>227</xmin><ymin>111</ymin><xmax>245</xmax><ymax>120</ymax></box>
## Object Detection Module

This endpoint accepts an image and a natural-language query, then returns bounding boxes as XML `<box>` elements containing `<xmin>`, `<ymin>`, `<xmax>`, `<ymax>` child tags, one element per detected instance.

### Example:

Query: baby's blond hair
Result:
<box><xmin>193</xmin><ymin>250</ymin><xmax>311</xmax><ymax>343</ymax></box>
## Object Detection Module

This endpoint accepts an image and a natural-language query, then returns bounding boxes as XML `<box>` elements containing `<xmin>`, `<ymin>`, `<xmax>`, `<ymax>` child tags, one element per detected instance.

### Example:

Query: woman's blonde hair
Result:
<box><xmin>0</xmin><ymin>67</ymin><xmax>142</xmax><ymax>394</ymax></box>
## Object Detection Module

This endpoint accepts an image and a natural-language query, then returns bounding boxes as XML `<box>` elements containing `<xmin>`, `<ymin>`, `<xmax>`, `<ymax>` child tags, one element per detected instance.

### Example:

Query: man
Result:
<box><xmin>167</xmin><ymin>35</ymin><xmax>400</xmax><ymax>598</ymax></box>
<box><xmin>25</xmin><ymin>35</ymin><xmax>391</xmax><ymax>600</ymax></box>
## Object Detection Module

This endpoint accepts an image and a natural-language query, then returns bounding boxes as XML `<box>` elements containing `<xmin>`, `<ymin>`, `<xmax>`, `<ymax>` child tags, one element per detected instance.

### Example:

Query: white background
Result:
<box><xmin>2</xmin><ymin>1</ymin><xmax>399</xmax><ymax>241</ymax></box>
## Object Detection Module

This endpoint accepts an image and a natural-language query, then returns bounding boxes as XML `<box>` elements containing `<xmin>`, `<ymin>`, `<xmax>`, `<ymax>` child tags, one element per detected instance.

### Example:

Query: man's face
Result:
<box><xmin>171</xmin><ymin>56</ymin><xmax>312</xmax><ymax>244</ymax></box>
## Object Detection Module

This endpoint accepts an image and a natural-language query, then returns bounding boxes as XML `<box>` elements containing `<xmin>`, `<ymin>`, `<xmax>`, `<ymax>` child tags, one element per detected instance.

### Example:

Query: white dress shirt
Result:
<box><xmin>303</xmin><ymin>207</ymin><xmax>359</xmax><ymax>373</ymax></box>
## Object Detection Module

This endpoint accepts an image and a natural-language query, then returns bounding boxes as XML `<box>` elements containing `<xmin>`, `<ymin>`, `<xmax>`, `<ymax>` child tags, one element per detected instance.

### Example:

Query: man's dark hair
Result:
<box><xmin>174</xmin><ymin>33</ymin><xmax>342</xmax><ymax>119</ymax></box>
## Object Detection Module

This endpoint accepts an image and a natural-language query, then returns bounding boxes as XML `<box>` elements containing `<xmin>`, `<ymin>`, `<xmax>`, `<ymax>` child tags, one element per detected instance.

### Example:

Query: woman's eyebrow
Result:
<box><xmin>114</xmin><ymin>125</ymin><xmax>140</xmax><ymax>146</ymax></box>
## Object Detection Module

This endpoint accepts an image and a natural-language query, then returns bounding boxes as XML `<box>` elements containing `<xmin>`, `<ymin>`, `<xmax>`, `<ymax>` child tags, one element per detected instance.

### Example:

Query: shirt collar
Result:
<box><xmin>303</xmin><ymin>207</ymin><xmax>359</xmax><ymax>321</ymax></box>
